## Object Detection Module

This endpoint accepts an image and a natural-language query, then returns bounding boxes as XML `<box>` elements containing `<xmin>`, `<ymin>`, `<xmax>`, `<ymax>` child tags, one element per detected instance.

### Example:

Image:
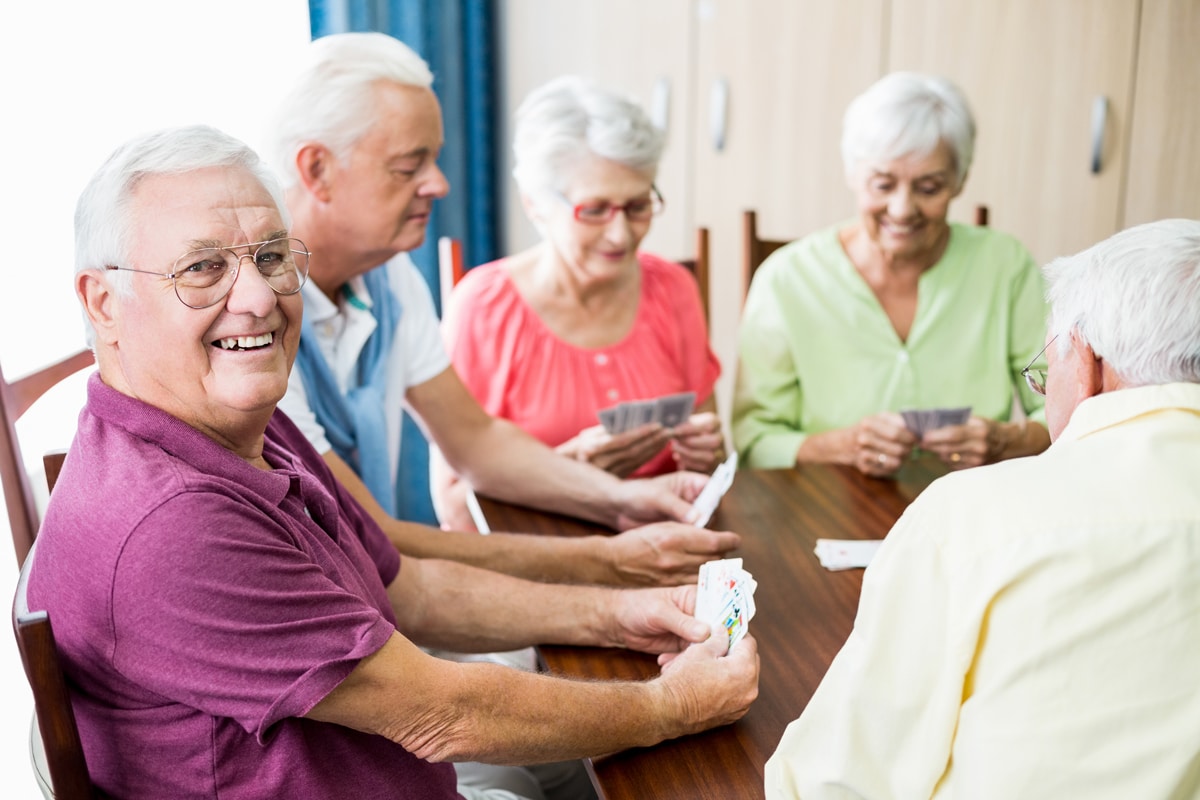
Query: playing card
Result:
<box><xmin>690</xmin><ymin>451</ymin><xmax>738</xmax><ymax>528</ymax></box>
<box><xmin>597</xmin><ymin>405</ymin><xmax>619</xmax><ymax>434</ymax></box>
<box><xmin>624</xmin><ymin>399</ymin><xmax>657</xmax><ymax>429</ymax></box>
<box><xmin>814</xmin><ymin>538</ymin><xmax>882</xmax><ymax>571</ymax></box>
<box><xmin>695</xmin><ymin>557</ymin><xmax>756</xmax><ymax>649</ymax></box>
<box><xmin>656</xmin><ymin>391</ymin><xmax>696</xmax><ymax>428</ymax></box>
<box><xmin>900</xmin><ymin>409</ymin><xmax>925</xmax><ymax>437</ymax></box>
<box><xmin>933</xmin><ymin>406</ymin><xmax>971</xmax><ymax>429</ymax></box>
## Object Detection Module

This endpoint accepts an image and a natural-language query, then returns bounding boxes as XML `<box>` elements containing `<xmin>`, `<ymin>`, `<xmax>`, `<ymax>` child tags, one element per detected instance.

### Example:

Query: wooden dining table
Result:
<box><xmin>475</xmin><ymin>456</ymin><xmax>949</xmax><ymax>800</ymax></box>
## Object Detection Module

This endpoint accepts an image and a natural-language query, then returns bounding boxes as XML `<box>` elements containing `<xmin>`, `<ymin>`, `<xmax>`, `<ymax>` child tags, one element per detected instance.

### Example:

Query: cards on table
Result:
<box><xmin>814</xmin><ymin>538</ymin><xmax>882</xmax><ymax>571</ymax></box>
<box><xmin>900</xmin><ymin>406</ymin><xmax>971</xmax><ymax>437</ymax></box>
<box><xmin>690</xmin><ymin>451</ymin><xmax>738</xmax><ymax>528</ymax></box>
<box><xmin>598</xmin><ymin>391</ymin><xmax>696</xmax><ymax>435</ymax></box>
<box><xmin>695</xmin><ymin>557</ymin><xmax>757</xmax><ymax>649</ymax></box>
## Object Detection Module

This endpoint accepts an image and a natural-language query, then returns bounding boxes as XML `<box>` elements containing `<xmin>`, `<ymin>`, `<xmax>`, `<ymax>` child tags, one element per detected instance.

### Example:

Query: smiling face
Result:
<box><xmin>104</xmin><ymin>165</ymin><xmax>302</xmax><ymax>451</ymax></box>
<box><xmin>849</xmin><ymin>142</ymin><xmax>962</xmax><ymax>261</ymax></box>
<box><xmin>536</xmin><ymin>154</ymin><xmax>657</xmax><ymax>283</ymax></box>
<box><xmin>323</xmin><ymin>82</ymin><xmax>449</xmax><ymax>270</ymax></box>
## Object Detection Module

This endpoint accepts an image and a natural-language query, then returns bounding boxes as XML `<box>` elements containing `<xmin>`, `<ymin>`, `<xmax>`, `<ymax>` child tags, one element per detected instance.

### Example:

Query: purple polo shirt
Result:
<box><xmin>27</xmin><ymin>373</ymin><xmax>459</xmax><ymax>799</ymax></box>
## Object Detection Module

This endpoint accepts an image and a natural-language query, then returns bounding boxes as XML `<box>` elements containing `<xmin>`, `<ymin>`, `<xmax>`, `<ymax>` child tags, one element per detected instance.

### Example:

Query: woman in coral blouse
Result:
<box><xmin>435</xmin><ymin>76</ymin><xmax>724</xmax><ymax>527</ymax></box>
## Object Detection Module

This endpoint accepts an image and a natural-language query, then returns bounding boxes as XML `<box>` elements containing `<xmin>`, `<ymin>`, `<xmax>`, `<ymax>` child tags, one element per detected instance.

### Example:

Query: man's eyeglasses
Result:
<box><xmin>559</xmin><ymin>185</ymin><xmax>665</xmax><ymax>225</ymax></box>
<box><xmin>107</xmin><ymin>237</ymin><xmax>310</xmax><ymax>309</ymax></box>
<box><xmin>1021</xmin><ymin>334</ymin><xmax>1058</xmax><ymax>396</ymax></box>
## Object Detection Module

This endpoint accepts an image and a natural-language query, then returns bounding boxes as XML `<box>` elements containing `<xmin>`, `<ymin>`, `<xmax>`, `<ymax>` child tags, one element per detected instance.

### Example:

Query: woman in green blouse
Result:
<box><xmin>733</xmin><ymin>72</ymin><xmax>1050</xmax><ymax>476</ymax></box>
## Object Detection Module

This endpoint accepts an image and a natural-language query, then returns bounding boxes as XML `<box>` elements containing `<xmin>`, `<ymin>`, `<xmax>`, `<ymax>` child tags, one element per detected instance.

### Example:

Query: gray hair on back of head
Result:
<box><xmin>74</xmin><ymin>124</ymin><xmax>286</xmax><ymax>344</ymax></box>
<box><xmin>266</xmin><ymin>32</ymin><xmax>433</xmax><ymax>189</ymax></box>
<box><xmin>511</xmin><ymin>75</ymin><xmax>665</xmax><ymax>199</ymax></box>
<box><xmin>1044</xmin><ymin>218</ymin><xmax>1200</xmax><ymax>387</ymax></box>
<box><xmin>841</xmin><ymin>71</ymin><xmax>976</xmax><ymax>188</ymax></box>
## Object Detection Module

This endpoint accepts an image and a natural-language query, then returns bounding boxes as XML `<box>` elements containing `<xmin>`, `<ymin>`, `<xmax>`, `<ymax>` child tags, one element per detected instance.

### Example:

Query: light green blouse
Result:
<box><xmin>732</xmin><ymin>222</ymin><xmax>1048</xmax><ymax>468</ymax></box>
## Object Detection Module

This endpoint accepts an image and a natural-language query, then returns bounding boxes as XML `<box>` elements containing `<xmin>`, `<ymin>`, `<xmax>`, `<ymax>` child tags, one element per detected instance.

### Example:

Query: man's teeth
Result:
<box><xmin>215</xmin><ymin>333</ymin><xmax>274</xmax><ymax>350</ymax></box>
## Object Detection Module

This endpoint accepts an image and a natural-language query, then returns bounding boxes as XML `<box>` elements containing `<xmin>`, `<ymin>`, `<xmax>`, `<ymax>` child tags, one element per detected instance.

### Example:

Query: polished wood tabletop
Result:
<box><xmin>476</xmin><ymin>457</ymin><xmax>948</xmax><ymax>800</ymax></box>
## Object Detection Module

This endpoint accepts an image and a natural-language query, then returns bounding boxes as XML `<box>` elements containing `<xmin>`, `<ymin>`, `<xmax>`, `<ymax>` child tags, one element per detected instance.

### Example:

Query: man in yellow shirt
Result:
<box><xmin>766</xmin><ymin>218</ymin><xmax>1200</xmax><ymax>799</ymax></box>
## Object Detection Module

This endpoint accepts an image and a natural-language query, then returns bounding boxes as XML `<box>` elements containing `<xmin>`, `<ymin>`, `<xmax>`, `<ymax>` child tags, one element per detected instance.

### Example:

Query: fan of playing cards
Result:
<box><xmin>598</xmin><ymin>391</ymin><xmax>697</xmax><ymax>434</ymax></box>
<box><xmin>900</xmin><ymin>406</ymin><xmax>971</xmax><ymax>437</ymax></box>
<box><xmin>695</xmin><ymin>558</ymin><xmax>756</xmax><ymax>649</ymax></box>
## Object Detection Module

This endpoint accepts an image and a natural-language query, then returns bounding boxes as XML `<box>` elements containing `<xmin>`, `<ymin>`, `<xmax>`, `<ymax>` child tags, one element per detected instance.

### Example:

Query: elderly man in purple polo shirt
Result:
<box><xmin>26</xmin><ymin>125</ymin><xmax>759</xmax><ymax>800</ymax></box>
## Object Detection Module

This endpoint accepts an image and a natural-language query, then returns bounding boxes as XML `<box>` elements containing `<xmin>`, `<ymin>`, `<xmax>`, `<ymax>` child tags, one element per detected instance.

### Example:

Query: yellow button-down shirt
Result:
<box><xmin>767</xmin><ymin>382</ymin><xmax>1200</xmax><ymax>799</ymax></box>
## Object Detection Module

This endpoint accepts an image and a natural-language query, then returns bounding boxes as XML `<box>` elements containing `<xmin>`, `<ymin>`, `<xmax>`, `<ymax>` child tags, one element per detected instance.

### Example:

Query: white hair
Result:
<box><xmin>266</xmin><ymin>32</ymin><xmax>433</xmax><ymax>189</ymax></box>
<box><xmin>1044</xmin><ymin>219</ymin><xmax>1200</xmax><ymax>386</ymax></box>
<box><xmin>511</xmin><ymin>75</ymin><xmax>665</xmax><ymax>199</ymax></box>
<box><xmin>74</xmin><ymin>124</ymin><xmax>287</xmax><ymax>343</ymax></box>
<box><xmin>842</xmin><ymin>71</ymin><xmax>976</xmax><ymax>188</ymax></box>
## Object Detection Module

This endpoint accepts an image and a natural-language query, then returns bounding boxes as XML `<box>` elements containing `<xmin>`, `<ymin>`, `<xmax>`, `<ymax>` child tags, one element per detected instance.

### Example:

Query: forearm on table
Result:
<box><xmin>455</xmin><ymin>417</ymin><xmax>624</xmax><ymax>528</ymax></box>
<box><xmin>389</xmin><ymin>557</ymin><xmax>619</xmax><ymax>654</ymax></box>
<box><xmin>317</xmin><ymin>635</ymin><xmax>678</xmax><ymax>765</ymax></box>
<box><xmin>392</xmin><ymin>520</ymin><xmax>617</xmax><ymax>585</ymax></box>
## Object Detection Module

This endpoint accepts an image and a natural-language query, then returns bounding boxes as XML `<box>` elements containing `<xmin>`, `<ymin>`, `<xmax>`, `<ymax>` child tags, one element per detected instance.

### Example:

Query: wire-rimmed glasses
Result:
<box><xmin>1021</xmin><ymin>334</ymin><xmax>1058</xmax><ymax>396</ymax></box>
<box><xmin>558</xmin><ymin>185</ymin><xmax>665</xmax><ymax>225</ymax></box>
<box><xmin>106</xmin><ymin>237</ymin><xmax>310</xmax><ymax>309</ymax></box>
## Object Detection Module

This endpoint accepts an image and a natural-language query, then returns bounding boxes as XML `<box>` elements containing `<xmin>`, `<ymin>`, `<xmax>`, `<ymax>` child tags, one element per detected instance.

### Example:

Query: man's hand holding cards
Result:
<box><xmin>694</xmin><ymin>557</ymin><xmax>757</xmax><ymax>651</ymax></box>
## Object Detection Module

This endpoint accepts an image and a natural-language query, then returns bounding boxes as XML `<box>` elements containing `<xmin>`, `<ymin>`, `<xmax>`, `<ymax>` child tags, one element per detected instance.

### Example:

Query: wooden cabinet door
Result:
<box><xmin>690</xmin><ymin>0</ymin><xmax>886</xmax><ymax>411</ymax></box>
<box><xmin>498</xmin><ymin>0</ymin><xmax>695</xmax><ymax>261</ymax></box>
<box><xmin>888</xmin><ymin>0</ymin><xmax>1140</xmax><ymax>267</ymax></box>
<box><xmin>1122</xmin><ymin>0</ymin><xmax>1200</xmax><ymax>226</ymax></box>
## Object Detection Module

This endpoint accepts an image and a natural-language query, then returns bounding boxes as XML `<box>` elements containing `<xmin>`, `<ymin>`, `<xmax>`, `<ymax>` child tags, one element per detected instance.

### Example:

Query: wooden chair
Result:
<box><xmin>741</xmin><ymin>204</ymin><xmax>991</xmax><ymax>300</ymax></box>
<box><xmin>437</xmin><ymin>230</ymin><xmax>713</xmax><ymax>324</ymax></box>
<box><xmin>2</xmin><ymin>349</ymin><xmax>94</xmax><ymax>568</ymax></box>
<box><xmin>13</xmin><ymin>537</ymin><xmax>98</xmax><ymax>799</ymax></box>
<box><xmin>741</xmin><ymin>210</ymin><xmax>790</xmax><ymax>302</ymax></box>
<box><xmin>676</xmin><ymin>226</ymin><xmax>712</xmax><ymax>326</ymax></box>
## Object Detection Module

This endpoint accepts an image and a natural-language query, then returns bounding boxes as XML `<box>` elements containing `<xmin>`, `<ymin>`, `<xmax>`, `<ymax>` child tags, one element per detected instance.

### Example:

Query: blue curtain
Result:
<box><xmin>309</xmin><ymin>0</ymin><xmax>499</xmax><ymax>526</ymax></box>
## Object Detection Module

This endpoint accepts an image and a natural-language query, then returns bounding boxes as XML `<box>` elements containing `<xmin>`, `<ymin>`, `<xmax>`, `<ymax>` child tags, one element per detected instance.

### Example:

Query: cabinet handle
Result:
<box><xmin>651</xmin><ymin>77</ymin><xmax>671</xmax><ymax>132</ymax></box>
<box><xmin>1090</xmin><ymin>95</ymin><xmax>1107</xmax><ymax>175</ymax></box>
<box><xmin>710</xmin><ymin>77</ymin><xmax>728</xmax><ymax>152</ymax></box>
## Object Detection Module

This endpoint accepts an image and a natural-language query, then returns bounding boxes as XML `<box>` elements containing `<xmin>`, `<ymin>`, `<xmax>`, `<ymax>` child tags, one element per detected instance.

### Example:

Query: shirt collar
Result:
<box><xmin>1054</xmin><ymin>382</ymin><xmax>1200</xmax><ymax>445</ymax></box>
<box><xmin>301</xmin><ymin>273</ymin><xmax>374</xmax><ymax>324</ymax></box>
<box><xmin>85</xmin><ymin>372</ymin><xmax>294</xmax><ymax>505</ymax></box>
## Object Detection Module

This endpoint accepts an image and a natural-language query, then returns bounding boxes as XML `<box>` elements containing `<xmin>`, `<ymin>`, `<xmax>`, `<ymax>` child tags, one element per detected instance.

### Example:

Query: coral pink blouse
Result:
<box><xmin>444</xmin><ymin>252</ymin><xmax>720</xmax><ymax>476</ymax></box>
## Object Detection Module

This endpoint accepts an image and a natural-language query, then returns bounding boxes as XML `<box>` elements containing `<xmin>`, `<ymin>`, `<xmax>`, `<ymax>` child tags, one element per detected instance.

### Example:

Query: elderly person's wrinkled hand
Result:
<box><xmin>670</xmin><ymin>412</ymin><xmax>726</xmax><ymax>473</ymax></box>
<box><xmin>656</xmin><ymin>631</ymin><xmax>759</xmax><ymax>732</ymax></box>
<box><xmin>611</xmin><ymin>470</ymin><xmax>710</xmax><ymax>531</ymax></box>
<box><xmin>921</xmin><ymin>415</ymin><xmax>1005</xmax><ymax>470</ymax></box>
<box><xmin>606</xmin><ymin>521</ymin><xmax>741</xmax><ymax>586</ymax></box>
<box><xmin>557</xmin><ymin>423</ymin><xmax>674</xmax><ymax>478</ymax></box>
<box><xmin>849</xmin><ymin>412</ymin><xmax>918</xmax><ymax>476</ymax></box>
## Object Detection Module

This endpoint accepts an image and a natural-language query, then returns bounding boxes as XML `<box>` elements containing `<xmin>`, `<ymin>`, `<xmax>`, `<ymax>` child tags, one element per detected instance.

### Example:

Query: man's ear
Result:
<box><xmin>1068</xmin><ymin>328</ymin><xmax>1104</xmax><ymax>400</ymax></box>
<box><xmin>76</xmin><ymin>269</ymin><xmax>119</xmax><ymax>346</ymax></box>
<box><xmin>295</xmin><ymin>143</ymin><xmax>336</xmax><ymax>202</ymax></box>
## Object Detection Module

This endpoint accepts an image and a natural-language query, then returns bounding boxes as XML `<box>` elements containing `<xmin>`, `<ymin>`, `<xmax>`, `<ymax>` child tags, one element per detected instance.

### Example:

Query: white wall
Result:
<box><xmin>0</xmin><ymin>2</ymin><xmax>312</xmax><ymax>795</ymax></box>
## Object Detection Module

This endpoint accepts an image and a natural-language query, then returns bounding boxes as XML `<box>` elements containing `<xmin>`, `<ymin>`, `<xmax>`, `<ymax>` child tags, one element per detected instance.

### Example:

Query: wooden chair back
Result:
<box><xmin>741</xmin><ymin>204</ymin><xmax>991</xmax><ymax>300</ymax></box>
<box><xmin>675</xmin><ymin>226</ymin><xmax>711</xmax><ymax>325</ymax></box>
<box><xmin>13</xmin><ymin>539</ymin><xmax>98</xmax><ymax>799</ymax></box>
<box><xmin>741</xmin><ymin>210</ymin><xmax>789</xmax><ymax>301</ymax></box>
<box><xmin>2</xmin><ymin>349</ymin><xmax>93</xmax><ymax>568</ymax></box>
